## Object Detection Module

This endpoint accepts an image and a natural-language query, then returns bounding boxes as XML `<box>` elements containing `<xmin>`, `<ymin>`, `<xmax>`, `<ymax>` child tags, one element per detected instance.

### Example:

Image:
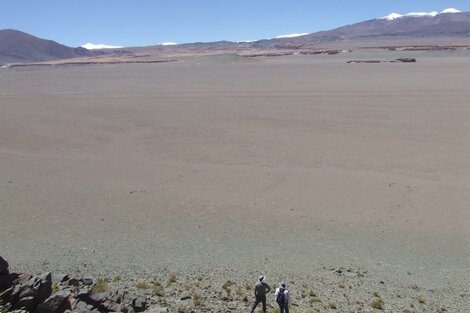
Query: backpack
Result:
<box><xmin>276</xmin><ymin>288</ymin><xmax>285</xmax><ymax>304</ymax></box>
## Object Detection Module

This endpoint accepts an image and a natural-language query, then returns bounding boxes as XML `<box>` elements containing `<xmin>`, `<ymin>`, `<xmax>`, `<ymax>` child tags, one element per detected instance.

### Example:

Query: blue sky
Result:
<box><xmin>1</xmin><ymin>0</ymin><xmax>469</xmax><ymax>47</ymax></box>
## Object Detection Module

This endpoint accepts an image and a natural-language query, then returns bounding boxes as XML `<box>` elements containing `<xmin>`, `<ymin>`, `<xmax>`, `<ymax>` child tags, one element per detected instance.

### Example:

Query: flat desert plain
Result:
<box><xmin>1</xmin><ymin>53</ymin><xmax>469</xmax><ymax>310</ymax></box>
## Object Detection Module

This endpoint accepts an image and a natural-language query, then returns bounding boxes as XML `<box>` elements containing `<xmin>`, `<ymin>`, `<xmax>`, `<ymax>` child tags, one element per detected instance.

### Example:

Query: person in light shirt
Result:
<box><xmin>274</xmin><ymin>282</ymin><xmax>290</xmax><ymax>313</ymax></box>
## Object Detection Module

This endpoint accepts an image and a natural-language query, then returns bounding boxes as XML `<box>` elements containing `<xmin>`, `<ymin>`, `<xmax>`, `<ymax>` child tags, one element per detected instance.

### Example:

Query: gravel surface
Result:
<box><xmin>1</xmin><ymin>53</ymin><xmax>469</xmax><ymax>311</ymax></box>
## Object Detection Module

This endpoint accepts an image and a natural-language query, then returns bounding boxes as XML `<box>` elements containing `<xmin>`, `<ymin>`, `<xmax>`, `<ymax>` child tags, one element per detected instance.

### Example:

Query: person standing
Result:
<box><xmin>275</xmin><ymin>282</ymin><xmax>290</xmax><ymax>313</ymax></box>
<box><xmin>250</xmin><ymin>275</ymin><xmax>271</xmax><ymax>313</ymax></box>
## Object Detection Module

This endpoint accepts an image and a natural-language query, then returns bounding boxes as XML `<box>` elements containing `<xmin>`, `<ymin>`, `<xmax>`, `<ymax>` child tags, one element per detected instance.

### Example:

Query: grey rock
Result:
<box><xmin>107</xmin><ymin>290</ymin><xmax>120</xmax><ymax>304</ymax></box>
<box><xmin>51</xmin><ymin>274</ymin><xmax>69</xmax><ymax>284</ymax></box>
<box><xmin>119</xmin><ymin>303</ymin><xmax>129</xmax><ymax>313</ymax></box>
<box><xmin>179</xmin><ymin>293</ymin><xmax>191</xmax><ymax>301</ymax></box>
<box><xmin>16</xmin><ymin>274</ymin><xmax>33</xmax><ymax>286</ymax></box>
<box><xmin>89</xmin><ymin>292</ymin><xmax>107</xmax><ymax>304</ymax></box>
<box><xmin>145</xmin><ymin>308</ymin><xmax>168</xmax><ymax>313</ymax></box>
<box><xmin>5</xmin><ymin>273</ymin><xmax>52</xmax><ymax>312</ymax></box>
<box><xmin>76</xmin><ymin>289</ymin><xmax>90</xmax><ymax>299</ymax></box>
<box><xmin>0</xmin><ymin>273</ymin><xmax>17</xmax><ymax>292</ymax></box>
<box><xmin>132</xmin><ymin>296</ymin><xmax>146</xmax><ymax>312</ymax></box>
<box><xmin>1</xmin><ymin>303</ymin><xmax>12</xmax><ymax>312</ymax></box>
<box><xmin>32</xmin><ymin>273</ymin><xmax>53</xmax><ymax>306</ymax></box>
<box><xmin>34</xmin><ymin>291</ymin><xmax>71</xmax><ymax>313</ymax></box>
<box><xmin>0</xmin><ymin>257</ymin><xmax>8</xmax><ymax>275</ymax></box>
<box><xmin>74</xmin><ymin>310</ymin><xmax>100</xmax><ymax>313</ymax></box>
<box><xmin>14</xmin><ymin>296</ymin><xmax>36</xmax><ymax>311</ymax></box>
<box><xmin>102</xmin><ymin>300</ymin><xmax>121</xmax><ymax>312</ymax></box>
<box><xmin>77</xmin><ymin>292</ymin><xmax>108</xmax><ymax>312</ymax></box>
<box><xmin>74</xmin><ymin>300</ymin><xmax>89</xmax><ymax>311</ymax></box>
<box><xmin>0</xmin><ymin>286</ymin><xmax>14</xmax><ymax>302</ymax></box>
<box><xmin>18</xmin><ymin>286</ymin><xmax>35</xmax><ymax>299</ymax></box>
<box><xmin>7</xmin><ymin>284</ymin><xmax>24</xmax><ymax>305</ymax></box>
<box><xmin>81</xmin><ymin>279</ymin><xmax>93</xmax><ymax>286</ymax></box>
<box><xmin>121</xmin><ymin>293</ymin><xmax>133</xmax><ymax>305</ymax></box>
<box><xmin>65</xmin><ymin>279</ymin><xmax>79</xmax><ymax>288</ymax></box>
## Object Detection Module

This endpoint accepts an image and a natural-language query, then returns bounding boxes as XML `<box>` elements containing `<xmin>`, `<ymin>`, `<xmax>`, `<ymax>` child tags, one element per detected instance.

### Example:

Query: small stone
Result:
<box><xmin>68</xmin><ymin>296</ymin><xmax>78</xmax><ymax>310</ymax></box>
<box><xmin>102</xmin><ymin>300</ymin><xmax>121</xmax><ymax>312</ymax></box>
<box><xmin>77</xmin><ymin>291</ymin><xmax>111</xmax><ymax>312</ymax></box>
<box><xmin>81</xmin><ymin>279</ymin><xmax>93</xmax><ymax>286</ymax></box>
<box><xmin>74</xmin><ymin>300</ymin><xmax>89</xmax><ymax>311</ymax></box>
<box><xmin>133</xmin><ymin>296</ymin><xmax>147</xmax><ymax>312</ymax></box>
<box><xmin>179</xmin><ymin>293</ymin><xmax>191</xmax><ymax>301</ymax></box>
<box><xmin>89</xmin><ymin>292</ymin><xmax>107</xmax><ymax>304</ymax></box>
<box><xmin>122</xmin><ymin>293</ymin><xmax>133</xmax><ymax>305</ymax></box>
<box><xmin>145</xmin><ymin>308</ymin><xmax>168</xmax><ymax>313</ymax></box>
<box><xmin>127</xmin><ymin>306</ymin><xmax>136</xmax><ymax>313</ymax></box>
<box><xmin>108</xmin><ymin>291</ymin><xmax>121</xmax><ymax>304</ymax></box>
<box><xmin>65</xmin><ymin>279</ymin><xmax>80</xmax><ymax>287</ymax></box>
<box><xmin>77</xmin><ymin>289</ymin><xmax>90</xmax><ymax>298</ymax></box>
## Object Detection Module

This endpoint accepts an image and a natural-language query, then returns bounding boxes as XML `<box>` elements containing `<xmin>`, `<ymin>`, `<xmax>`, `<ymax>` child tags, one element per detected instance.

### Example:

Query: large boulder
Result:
<box><xmin>34</xmin><ymin>291</ymin><xmax>72</xmax><ymax>313</ymax></box>
<box><xmin>0</xmin><ymin>256</ymin><xmax>11</xmax><ymax>291</ymax></box>
<box><xmin>76</xmin><ymin>291</ymin><xmax>108</xmax><ymax>312</ymax></box>
<box><xmin>15</xmin><ymin>296</ymin><xmax>36</xmax><ymax>312</ymax></box>
<box><xmin>0</xmin><ymin>257</ymin><xmax>8</xmax><ymax>274</ymax></box>
<box><xmin>9</xmin><ymin>273</ymin><xmax>52</xmax><ymax>311</ymax></box>
<box><xmin>0</xmin><ymin>273</ymin><xmax>18</xmax><ymax>292</ymax></box>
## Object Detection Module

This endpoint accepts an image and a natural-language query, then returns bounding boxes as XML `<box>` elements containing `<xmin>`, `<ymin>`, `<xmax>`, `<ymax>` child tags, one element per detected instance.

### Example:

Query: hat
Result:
<box><xmin>259</xmin><ymin>275</ymin><xmax>264</xmax><ymax>281</ymax></box>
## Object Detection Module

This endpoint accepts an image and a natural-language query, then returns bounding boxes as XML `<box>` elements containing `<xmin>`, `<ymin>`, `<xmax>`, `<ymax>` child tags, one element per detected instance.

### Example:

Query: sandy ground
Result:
<box><xmin>1</xmin><ymin>52</ymin><xmax>469</xmax><ymax>310</ymax></box>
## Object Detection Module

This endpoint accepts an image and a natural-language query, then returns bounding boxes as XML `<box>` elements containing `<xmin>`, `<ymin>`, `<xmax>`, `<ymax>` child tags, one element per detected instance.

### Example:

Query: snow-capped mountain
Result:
<box><xmin>382</xmin><ymin>8</ymin><xmax>461</xmax><ymax>21</ymax></box>
<box><xmin>252</xmin><ymin>8</ymin><xmax>470</xmax><ymax>49</ymax></box>
<box><xmin>3</xmin><ymin>8</ymin><xmax>470</xmax><ymax>63</ymax></box>
<box><xmin>275</xmin><ymin>33</ymin><xmax>310</xmax><ymax>39</ymax></box>
<box><xmin>81</xmin><ymin>43</ymin><xmax>123</xmax><ymax>50</ymax></box>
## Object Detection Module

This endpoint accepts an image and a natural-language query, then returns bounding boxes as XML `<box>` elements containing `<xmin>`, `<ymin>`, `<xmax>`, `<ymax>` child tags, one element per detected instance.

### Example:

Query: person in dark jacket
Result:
<box><xmin>250</xmin><ymin>275</ymin><xmax>271</xmax><ymax>313</ymax></box>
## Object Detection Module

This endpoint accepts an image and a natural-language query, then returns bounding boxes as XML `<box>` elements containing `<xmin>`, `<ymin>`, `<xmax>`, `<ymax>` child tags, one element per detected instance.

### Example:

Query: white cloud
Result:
<box><xmin>275</xmin><ymin>32</ymin><xmax>309</xmax><ymax>39</ymax></box>
<box><xmin>381</xmin><ymin>8</ymin><xmax>461</xmax><ymax>21</ymax></box>
<box><xmin>160</xmin><ymin>42</ymin><xmax>177</xmax><ymax>46</ymax></box>
<box><xmin>81</xmin><ymin>43</ymin><xmax>123</xmax><ymax>50</ymax></box>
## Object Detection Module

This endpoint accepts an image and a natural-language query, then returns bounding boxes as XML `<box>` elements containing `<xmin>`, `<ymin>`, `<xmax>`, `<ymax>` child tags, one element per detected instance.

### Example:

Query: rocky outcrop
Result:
<box><xmin>347</xmin><ymin>58</ymin><xmax>417</xmax><ymax>63</ymax></box>
<box><xmin>0</xmin><ymin>257</ymin><xmax>147</xmax><ymax>313</ymax></box>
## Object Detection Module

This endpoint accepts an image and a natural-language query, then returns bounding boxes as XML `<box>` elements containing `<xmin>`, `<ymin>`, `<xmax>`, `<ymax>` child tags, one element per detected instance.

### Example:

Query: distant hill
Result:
<box><xmin>0</xmin><ymin>29</ymin><xmax>91</xmax><ymax>64</ymax></box>
<box><xmin>2</xmin><ymin>11</ymin><xmax>470</xmax><ymax>65</ymax></box>
<box><xmin>252</xmin><ymin>11</ymin><xmax>470</xmax><ymax>49</ymax></box>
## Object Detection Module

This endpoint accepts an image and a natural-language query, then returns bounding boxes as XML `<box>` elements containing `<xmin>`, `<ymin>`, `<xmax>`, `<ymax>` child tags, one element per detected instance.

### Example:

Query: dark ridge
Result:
<box><xmin>0</xmin><ymin>29</ymin><xmax>92</xmax><ymax>64</ymax></box>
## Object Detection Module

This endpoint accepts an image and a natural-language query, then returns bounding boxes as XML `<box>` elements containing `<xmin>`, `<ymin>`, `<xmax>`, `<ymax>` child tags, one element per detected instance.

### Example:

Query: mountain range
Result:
<box><xmin>0</xmin><ymin>29</ymin><xmax>92</xmax><ymax>64</ymax></box>
<box><xmin>1</xmin><ymin>9</ymin><xmax>470</xmax><ymax>64</ymax></box>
